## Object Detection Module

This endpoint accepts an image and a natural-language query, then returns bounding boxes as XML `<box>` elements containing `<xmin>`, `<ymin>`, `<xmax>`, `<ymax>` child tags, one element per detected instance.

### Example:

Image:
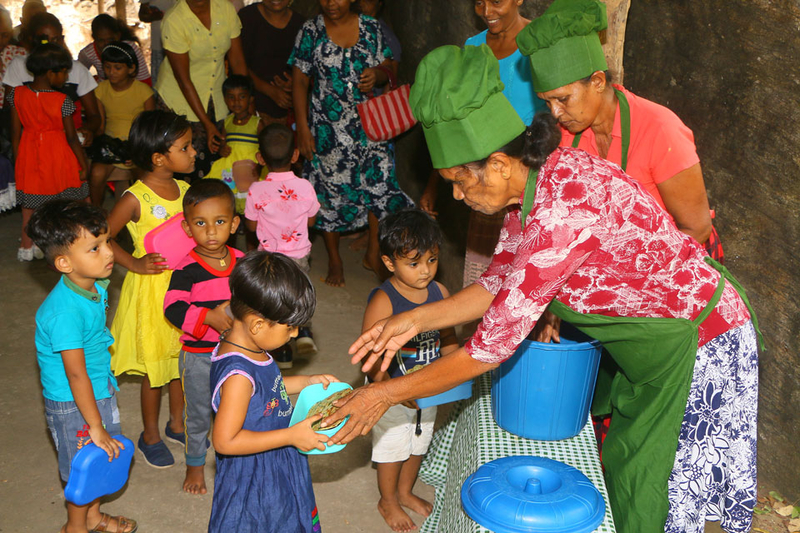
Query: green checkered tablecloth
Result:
<box><xmin>419</xmin><ymin>372</ymin><xmax>616</xmax><ymax>533</ymax></box>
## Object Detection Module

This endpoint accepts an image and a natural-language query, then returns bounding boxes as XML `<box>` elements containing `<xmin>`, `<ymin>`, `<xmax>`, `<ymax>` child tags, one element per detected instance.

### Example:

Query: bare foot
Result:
<box><xmin>399</xmin><ymin>492</ymin><xmax>433</xmax><ymax>518</ymax></box>
<box><xmin>348</xmin><ymin>231</ymin><xmax>369</xmax><ymax>251</ymax></box>
<box><xmin>183</xmin><ymin>465</ymin><xmax>207</xmax><ymax>495</ymax></box>
<box><xmin>378</xmin><ymin>498</ymin><xmax>417</xmax><ymax>532</ymax></box>
<box><xmin>324</xmin><ymin>261</ymin><xmax>345</xmax><ymax>287</ymax></box>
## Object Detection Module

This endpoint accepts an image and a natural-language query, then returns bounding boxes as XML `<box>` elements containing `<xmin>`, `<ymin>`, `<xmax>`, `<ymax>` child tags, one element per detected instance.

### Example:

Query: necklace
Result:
<box><xmin>219</xmin><ymin>333</ymin><xmax>265</xmax><ymax>355</ymax></box>
<box><xmin>195</xmin><ymin>247</ymin><xmax>229</xmax><ymax>267</ymax></box>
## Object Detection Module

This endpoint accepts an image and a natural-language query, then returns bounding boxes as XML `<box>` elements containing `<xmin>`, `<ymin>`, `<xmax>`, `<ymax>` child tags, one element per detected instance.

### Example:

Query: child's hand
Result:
<box><xmin>306</xmin><ymin>374</ymin><xmax>340</xmax><ymax>389</ymax></box>
<box><xmin>219</xmin><ymin>142</ymin><xmax>232</xmax><ymax>158</ymax></box>
<box><xmin>132</xmin><ymin>252</ymin><xmax>167</xmax><ymax>274</ymax></box>
<box><xmin>88</xmin><ymin>426</ymin><xmax>123</xmax><ymax>460</ymax></box>
<box><xmin>205</xmin><ymin>301</ymin><xmax>233</xmax><ymax>333</ymax></box>
<box><xmin>291</xmin><ymin>415</ymin><xmax>329</xmax><ymax>452</ymax></box>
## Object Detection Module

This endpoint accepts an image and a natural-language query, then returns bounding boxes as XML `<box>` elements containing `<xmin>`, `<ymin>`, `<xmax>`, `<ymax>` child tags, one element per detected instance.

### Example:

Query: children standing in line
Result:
<box><xmin>163</xmin><ymin>179</ymin><xmax>243</xmax><ymax>495</ymax></box>
<box><xmin>107</xmin><ymin>110</ymin><xmax>193</xmax><ymax>469</ymax></box>
<box><xmin>89</xmin><ymin>41</ymin><xmax>155</xmax><ymax>206</ymax></box>
<box><xmin>362</xmin><ymin>209</ymin><xmax>458</xmax><ymax>532</ymax></box>
<box><xmin>209</xmin><ymin>251</ymin><xmax>337</xmax><ymax>533</ymax></box>
<box><xmin>207</xmin><ymin>75</ymin><xmax>267</xmax><ymax>216</ymax></box>
<box><xmin>245</xmin><ymin>123</ymin><xmax>320</xmax><ymax>366</ymax></box>
<box><xmin>27</xmin><ymin>200</ymin><xmax>137</xmax><ymax>533</ymax></box>
<box><xmin>11</xmin><ymin>43</ymin><xmax>88</xmax><ymax>261</ymax></box>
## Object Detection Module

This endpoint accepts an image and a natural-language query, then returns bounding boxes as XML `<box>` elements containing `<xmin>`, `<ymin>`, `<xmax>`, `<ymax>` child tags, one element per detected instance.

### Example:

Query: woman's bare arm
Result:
<box><xmin>349</xmin><ymin>283</ymin><xmax>495</xmax><ymax>372</ymax></box>
<box><xmin>656</xmin><ymin>163</ymin><xmax>712</xmax><ymax>244</ymax></box>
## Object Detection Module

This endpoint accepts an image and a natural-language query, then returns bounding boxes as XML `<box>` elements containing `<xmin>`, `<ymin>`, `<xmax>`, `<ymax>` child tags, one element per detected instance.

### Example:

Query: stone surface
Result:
<box><xmin>623</xmin><ymin>0</ymin><xmax>800</xmax><ymax>499</ymax></box>
<box><xmin>379</xmin><ymin>0</ymin><xmax>799</xmax><ymax>501</ymax></box>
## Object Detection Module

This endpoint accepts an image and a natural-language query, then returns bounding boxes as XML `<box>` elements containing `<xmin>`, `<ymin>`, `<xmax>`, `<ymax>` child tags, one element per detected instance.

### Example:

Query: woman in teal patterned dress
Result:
<box><xmin>290</xmin><ymin>0</ymin><xmax>412</xmax><ymax>287</ymax></box>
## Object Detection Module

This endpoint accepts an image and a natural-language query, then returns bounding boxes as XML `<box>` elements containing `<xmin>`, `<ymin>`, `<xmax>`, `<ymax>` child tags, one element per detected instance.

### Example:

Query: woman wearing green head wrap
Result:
<box><xmin>517</xmin><ymin>0</ymin><xmax>724</xmax><ymax>262</ymax></box>
<box><xmin>420</xmin><ymin>0</ymin><xmax>549</xmax><ymax>288</ymax></box>
<box><xmin>328</xmin><ymin>44</ymin><xmax>760</xmax><ymax>533</ymax></box>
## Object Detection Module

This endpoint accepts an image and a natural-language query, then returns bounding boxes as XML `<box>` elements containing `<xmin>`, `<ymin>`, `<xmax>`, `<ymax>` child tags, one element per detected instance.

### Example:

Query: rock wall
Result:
<box><xmin>622</xmin><ymin>0</ymin><xmax>800</xmax><ymax>499</ymax></box>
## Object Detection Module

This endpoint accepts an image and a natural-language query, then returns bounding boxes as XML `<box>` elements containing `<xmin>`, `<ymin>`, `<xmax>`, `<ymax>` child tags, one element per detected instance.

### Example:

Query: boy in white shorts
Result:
<box><xmin>361</xmin><ymin>209</ymin><xmax>458</xmax><ymax>532</ymax></box>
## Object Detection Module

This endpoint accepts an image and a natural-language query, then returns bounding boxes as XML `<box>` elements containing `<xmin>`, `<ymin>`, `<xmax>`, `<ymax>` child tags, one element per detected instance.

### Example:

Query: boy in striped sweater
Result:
<box><xmin>164</xmin><ymin>179</ymin><xmax>243</xmax><ymax>495</ymax></box>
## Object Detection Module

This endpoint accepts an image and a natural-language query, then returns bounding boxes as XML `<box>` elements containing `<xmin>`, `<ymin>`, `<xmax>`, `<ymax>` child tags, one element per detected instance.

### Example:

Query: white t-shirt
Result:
<box><xmin>140</xmin><ymin>0</ymin><xmax>176</xmax><ymax>52</ymax></box>
<box><xmin>3</xmin><ymin>56</ymin><xmax>98</xmax><ymax>102</ymax></box>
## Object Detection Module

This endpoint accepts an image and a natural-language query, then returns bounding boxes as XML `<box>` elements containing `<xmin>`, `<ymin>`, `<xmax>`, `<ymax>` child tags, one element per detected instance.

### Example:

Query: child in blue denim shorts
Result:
<box><xmin>27</xmin><ymin>200</ymin><xmax>138</xmax><ymax>533</ymax></box>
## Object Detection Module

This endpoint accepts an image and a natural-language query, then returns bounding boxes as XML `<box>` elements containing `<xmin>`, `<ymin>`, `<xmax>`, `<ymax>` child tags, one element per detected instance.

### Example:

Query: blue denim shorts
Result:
<box><xmin>44</xmin><ymin>386</ymin><xmax>121</xmax><ymax>482</ymax></box>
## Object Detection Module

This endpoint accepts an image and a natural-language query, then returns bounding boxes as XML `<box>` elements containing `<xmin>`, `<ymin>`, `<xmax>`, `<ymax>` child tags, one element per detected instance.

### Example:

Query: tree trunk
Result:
<box><xmin>601</xmin><ymin>0</ymin><xmax>631</xmax><ymax>84</ymax></box>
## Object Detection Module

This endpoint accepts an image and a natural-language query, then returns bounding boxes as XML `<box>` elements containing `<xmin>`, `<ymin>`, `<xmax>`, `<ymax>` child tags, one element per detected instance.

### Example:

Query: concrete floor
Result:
<box><xmin>0</xmin><ymin>205</ymin><xmax>745</xmax><ymax>533</ymax></box>
<box><xmin>0</xmin><ymin>207</ymin><xmax>434</xmax><ymax>532</ymax></box>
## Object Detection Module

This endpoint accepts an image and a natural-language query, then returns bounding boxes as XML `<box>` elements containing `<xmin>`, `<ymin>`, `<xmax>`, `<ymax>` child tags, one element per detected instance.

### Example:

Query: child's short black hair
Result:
<box><xmin>222</xmin><ymin>74</ymin><xmax>254</xmax><ymax>97</ymax></box>
<box><xmin>101</xmin><ymin>41</ymin><xmax>138</xmax><ymax>75</ymax></box>
<box><xmin>91</xmin><ymin>13</ymin><xmax>118</xmax><ymax>36</ymax></box>
<box><xmin>28</xmin><ymin>12</ymin><xmax>62</xmax><ymax>41</ymax></box>
<box><xmin>26</xmin><ymin>200</ymin><xmax>108</xmax><ymax>262</ymax></box>
<box><xmin>128</xmin><ymin>109</ymin><xmax>190</xmax><ymax>171</ymax></box>
<box><xmin>258</xmin><ymin>123</ymin><xmax>295</xmax><ymax>169</ymax></box>
<box><xmin>379</xmin><ymin>209</ymin><xmax>443</xmax><ymax>260</ymax></box>
<box><xmin>229</xmin><ymin>251</ymin><xmax>315</xmax><ymax>326</ymax></box>
<box><xmin>183</xmin><ymin>179</ymin><xmax>235</xmax><ymax>213</ymax></box>
<box><xmin>26</xmin><ymin>42</ymin><xmax>72</xmax><ymax>76</ymax></box>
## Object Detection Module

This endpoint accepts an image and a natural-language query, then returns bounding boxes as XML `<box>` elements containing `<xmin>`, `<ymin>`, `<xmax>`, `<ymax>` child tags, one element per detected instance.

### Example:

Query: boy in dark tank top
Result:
<box><xmin>361</xmin><ymin>209</ymin><xmax>459</xmax><ymax>532</ymax></box>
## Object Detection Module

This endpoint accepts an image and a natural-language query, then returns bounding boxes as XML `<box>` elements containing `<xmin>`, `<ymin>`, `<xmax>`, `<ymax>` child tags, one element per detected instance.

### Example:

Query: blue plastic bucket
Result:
<box><xmin>491</xmin><ymin>328</ymin><xmax>602</xmax><ymax>440</ymax></box>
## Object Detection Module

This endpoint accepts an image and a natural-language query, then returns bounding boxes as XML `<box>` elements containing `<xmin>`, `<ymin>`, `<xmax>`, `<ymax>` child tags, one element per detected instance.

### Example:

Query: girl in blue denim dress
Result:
<box><xmin>209</xmin><ymin>252</ymin><xmax>341</xmax><ymax>533</ymax></box>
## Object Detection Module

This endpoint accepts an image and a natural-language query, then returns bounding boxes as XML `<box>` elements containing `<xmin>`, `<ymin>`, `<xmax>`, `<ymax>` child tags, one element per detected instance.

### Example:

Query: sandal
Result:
<box><xmin>90</xmin><ymin>513</ymin><xmax>138</xmax><ymax>533</ymax></box>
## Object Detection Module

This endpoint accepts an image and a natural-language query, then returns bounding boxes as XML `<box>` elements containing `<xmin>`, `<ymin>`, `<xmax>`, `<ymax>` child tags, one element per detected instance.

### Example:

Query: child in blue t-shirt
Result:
<box><xmin>27</xmin><ymin>200</ymin><xmax>138</xmax><ymax>533</ymax></box>
<box><xmin>362</xmin><ymin>209</ymin><xmax>458</xmax><ymax>532</ymax></box>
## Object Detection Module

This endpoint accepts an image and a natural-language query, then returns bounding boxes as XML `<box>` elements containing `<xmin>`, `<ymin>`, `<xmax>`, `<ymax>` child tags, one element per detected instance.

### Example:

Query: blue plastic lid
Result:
<box><xmin>289</xmin><ymin>382</ymin><xmax>353</xmax><ymax>455</ymax></box>
<box><xmin>65</xmin><ymin>435</ymin><xmax>134</xmax><ymax>506</ymax></box>
<box><xmin>461</xmin><ymin>456</ymin><xmax>605</xmax><ymax>533</ymax></box>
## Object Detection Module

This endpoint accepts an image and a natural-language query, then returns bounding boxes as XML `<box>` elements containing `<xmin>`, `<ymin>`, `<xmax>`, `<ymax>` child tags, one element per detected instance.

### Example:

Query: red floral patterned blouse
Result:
<box><xmin>465</xmin><ymin>148</ymin><xmax>750</xmax><ymax>364</ymax></box>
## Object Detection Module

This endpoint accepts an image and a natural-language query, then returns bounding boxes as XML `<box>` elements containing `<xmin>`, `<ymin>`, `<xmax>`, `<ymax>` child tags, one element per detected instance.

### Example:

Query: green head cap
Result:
<box><xmin>517</xmin><ymin>0</ymin><xmax>608</xmax><ymax>93</ymax></box>
<box><xmin>408</xmin><ymin>44</ymin><xmax>525</xmax><ymax>169</ymax></box>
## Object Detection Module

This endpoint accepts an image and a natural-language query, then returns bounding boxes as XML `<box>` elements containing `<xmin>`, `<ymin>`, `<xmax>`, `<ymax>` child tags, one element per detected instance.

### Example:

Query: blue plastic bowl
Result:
<box><xmin>289</xmin><ymin>382</ymin><xmax>353</xmax><ymax>455</ymax></box>
<box><xmin>415</xmin><ymin>379</ymin><xmax>473</xmax><ymax>409</ymax></box>
<box><xmin>64</xmin><ymin>435</ymin><xmax>134</xmax><ymax>506</ymax></box>
<box><xmin>461</xmin><ymin>456</ymin><xmax>605</xmax><ymax>533</ymax></box>
<box><xmin>491</xmin><ymin>328</ymin><xmax>602</xmax><ymax>440</ymax></box>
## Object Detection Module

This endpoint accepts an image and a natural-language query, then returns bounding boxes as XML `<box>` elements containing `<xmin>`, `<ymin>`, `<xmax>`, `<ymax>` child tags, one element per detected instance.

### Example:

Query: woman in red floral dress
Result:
<box><xmin>333</xmin><ymin>45</ymin><xmax>761</xmax><ymax>533</ymax></box>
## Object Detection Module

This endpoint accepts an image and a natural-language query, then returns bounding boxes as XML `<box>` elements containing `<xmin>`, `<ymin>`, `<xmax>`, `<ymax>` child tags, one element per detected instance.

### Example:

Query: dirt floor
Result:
<box><xmin>0</xmin><ymin>207</ymin><xmax>434</xmax><ymax>532</ymax></box>
<box><xmin>0</xmin><ymin>203</ymin><xmax>787</xmax><ymax>533</ymax></box>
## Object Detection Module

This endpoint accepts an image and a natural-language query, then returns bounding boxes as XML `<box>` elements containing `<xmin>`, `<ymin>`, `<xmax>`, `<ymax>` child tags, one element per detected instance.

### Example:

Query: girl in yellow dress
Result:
<box><xmin>107</xmin><ymin>110</ymin><xmax>194</xmax><ymax>468</ymax></box>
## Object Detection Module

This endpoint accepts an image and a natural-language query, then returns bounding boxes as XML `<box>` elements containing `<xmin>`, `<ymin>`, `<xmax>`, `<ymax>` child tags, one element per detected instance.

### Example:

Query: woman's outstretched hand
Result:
<box><xmin>348</xmin><ymin>313</ymin><xmax>420</xmax><ymax>373</ymax></box>
<box><xmin>323</xmin><ymin>383</ymin><xmax>392</xmax><ymax>444</ymax></box>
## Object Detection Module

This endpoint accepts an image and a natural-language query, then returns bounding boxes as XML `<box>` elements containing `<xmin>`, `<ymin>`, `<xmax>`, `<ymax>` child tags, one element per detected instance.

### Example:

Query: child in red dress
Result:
<box><xmin>11</xmin><ymin>43</ymin><xmax>88</xmax><ymax>261</ymax></box>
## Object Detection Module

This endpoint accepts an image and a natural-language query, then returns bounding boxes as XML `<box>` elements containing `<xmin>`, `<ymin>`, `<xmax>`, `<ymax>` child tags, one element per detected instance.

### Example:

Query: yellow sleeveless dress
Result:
<box><xmin>207</xmin><ymin>114</ymin><xmax>267</xmax><ymax>213</ymax></box>
<box><xmin>110</xmin><ymin>179</ymin><xmax>189</xmax><ymax>387</ymax></box>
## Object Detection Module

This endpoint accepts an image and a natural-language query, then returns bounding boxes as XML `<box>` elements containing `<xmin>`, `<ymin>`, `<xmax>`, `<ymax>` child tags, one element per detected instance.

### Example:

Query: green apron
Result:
<box><xmin>519</xmin><ymin>168</ymin><xmax>762</xmax><ymax>532</ymax></box>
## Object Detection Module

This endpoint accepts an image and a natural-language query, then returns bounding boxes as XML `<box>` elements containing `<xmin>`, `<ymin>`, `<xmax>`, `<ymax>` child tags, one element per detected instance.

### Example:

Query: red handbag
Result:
<box><xmin>357</xmin><ymin>65</ymin><xmax>417</xmax><ymax>142</ymax></box>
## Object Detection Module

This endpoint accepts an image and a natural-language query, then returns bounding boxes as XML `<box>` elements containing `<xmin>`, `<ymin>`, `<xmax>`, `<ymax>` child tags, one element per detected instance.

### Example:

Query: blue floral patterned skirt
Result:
<box><xmin>666</xmin><ymin>321</ymin><xmax>758</xmax><ymax>533</ymax></box>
